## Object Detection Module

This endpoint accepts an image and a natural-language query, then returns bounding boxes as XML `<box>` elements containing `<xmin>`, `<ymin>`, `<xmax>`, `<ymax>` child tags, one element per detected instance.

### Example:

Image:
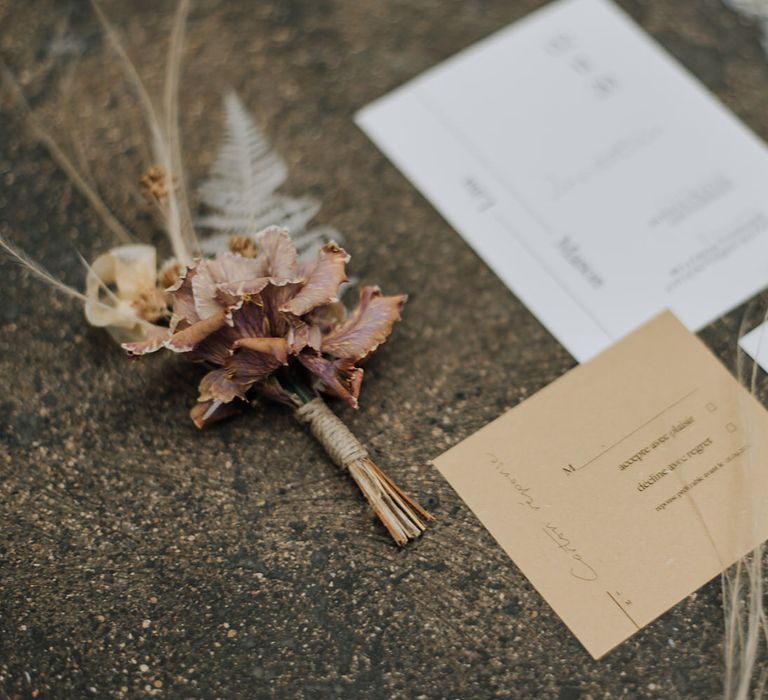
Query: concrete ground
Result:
<box><xmin>1</xmin><ymin>0</ymin><xmax>768</xmax><ymax>697</ymax></box>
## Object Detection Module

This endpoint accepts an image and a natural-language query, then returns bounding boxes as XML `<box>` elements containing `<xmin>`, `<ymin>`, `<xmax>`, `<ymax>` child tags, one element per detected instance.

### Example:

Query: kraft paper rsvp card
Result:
<box><xmin>434</xmin><ymin>312</ymin><xmax>768</xmax><ymax>659</ymax></box>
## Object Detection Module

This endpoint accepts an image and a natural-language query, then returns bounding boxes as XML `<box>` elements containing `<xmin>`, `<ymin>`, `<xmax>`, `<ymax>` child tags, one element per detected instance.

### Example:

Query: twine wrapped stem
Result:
<box><xmin>295</xmin><ymin>397</ymin><xmax>433</xmax><ymax>546</ymax></box>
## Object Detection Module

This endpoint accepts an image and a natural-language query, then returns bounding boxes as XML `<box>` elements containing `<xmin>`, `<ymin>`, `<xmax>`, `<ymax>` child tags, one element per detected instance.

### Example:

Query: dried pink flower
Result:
<box><xmin>124</xmin><ymin>226</ymin><xmax>406</xmax><ymax>427</ymax></box>
<box><xmin>84</xmin><ymin>244</ymin><xmax>171</xmax><ymax>344</ymax></box>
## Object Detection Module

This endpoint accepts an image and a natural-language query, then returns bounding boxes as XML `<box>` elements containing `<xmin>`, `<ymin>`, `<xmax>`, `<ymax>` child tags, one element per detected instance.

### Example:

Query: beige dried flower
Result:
<box><xmin>158</xmin><ymin>258</ymin><xmax>184</xmax><ymax>290</ymax></box>
<box><xmin>227</xmin><ymin>234</ymin><xmax>258</xmax><ymax>258</ymax></box>
<box><xmin>84</xmin><ymin>244</ymin><xmax>170</xmax><ymax>343</ymax></box>
<box><xmin>140</xmin><ymin>165</ymin><xmax>168</xmax><ymax>203</ymax></box>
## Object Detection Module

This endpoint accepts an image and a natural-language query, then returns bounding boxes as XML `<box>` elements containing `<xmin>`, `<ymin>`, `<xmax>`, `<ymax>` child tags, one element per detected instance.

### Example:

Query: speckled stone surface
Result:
<box><xmin>1</xmin><ymin>1</ymin><xmax>768</xmax><ymax>698</ymax></box>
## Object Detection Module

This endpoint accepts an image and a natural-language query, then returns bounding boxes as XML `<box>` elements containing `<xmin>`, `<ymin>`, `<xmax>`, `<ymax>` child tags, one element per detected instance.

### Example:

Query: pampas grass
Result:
<box><xmin>0</xmin><ymin>58</ymin><xmax>135</xmax><ymax>246</ymax></box>
<box><xmin>90</xmin><ymin>0</ymin><xmax>196</xmax><ymax>264</ymax></box>
<box><xmin>726</xmin><ymin>308</ymin><xmax>768</xmax><ymax>699</ymax></box>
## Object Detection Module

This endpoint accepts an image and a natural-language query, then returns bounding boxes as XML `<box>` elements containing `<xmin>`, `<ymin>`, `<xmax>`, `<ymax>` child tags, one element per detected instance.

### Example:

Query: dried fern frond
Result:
<box><xmin>197</xmin><ymin>91</ymin><xmax>342</xmax><ymax>257</ymax></box>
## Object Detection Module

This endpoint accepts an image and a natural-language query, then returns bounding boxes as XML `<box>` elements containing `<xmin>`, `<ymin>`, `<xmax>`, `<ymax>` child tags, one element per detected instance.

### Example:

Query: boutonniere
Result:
<box><xmin>0</xmin><ymin>0</ymin><xmax>431</xmax><ymax>545</ymax></box>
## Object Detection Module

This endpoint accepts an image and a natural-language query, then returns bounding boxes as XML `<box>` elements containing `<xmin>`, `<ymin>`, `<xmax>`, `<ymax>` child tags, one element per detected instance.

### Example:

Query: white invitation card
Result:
<box><xmin>739</xmin><ymin>321</ymin><xmax>768</xmax><ymax>372</ymax></box>
<box><xmin>357</xmin><ymin>0</ymin><xmax>768</xmax><ymax>361</ymax></box>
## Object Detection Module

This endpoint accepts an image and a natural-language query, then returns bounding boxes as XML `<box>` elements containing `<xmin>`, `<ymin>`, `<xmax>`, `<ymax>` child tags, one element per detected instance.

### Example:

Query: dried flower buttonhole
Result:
<box><xmin>123</xmin><ymin>227</ymin><xmax>432</xmax><ymax>544</ymax></box>
<box><xmin>0</xmin><ymin>0</ymin><xmax>431</xmax><ymax>544</ymax></box>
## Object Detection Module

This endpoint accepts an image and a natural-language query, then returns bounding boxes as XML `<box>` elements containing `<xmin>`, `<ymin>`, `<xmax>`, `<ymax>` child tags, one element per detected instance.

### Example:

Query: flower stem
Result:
<box><xmin>280</xmin><ymin>369</ymin><xmax>314</xmax><ymax>405</ymax></box>
<box><xmin>291</xmin><ymin>380</ymin><xmax>313</xmax><ymax>405</ymax></box>
<box><xmin>294</xmin><ymin>397</ymin><xmax>433</xmax><ymax>545</ymax></box>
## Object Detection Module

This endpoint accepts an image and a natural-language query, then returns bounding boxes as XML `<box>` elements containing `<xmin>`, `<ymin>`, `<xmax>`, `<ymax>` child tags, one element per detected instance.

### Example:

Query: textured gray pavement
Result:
<box><xmin>1</xmin><ymin>1</ymin><xmax>768</xmax><ymax>697</ymax></box>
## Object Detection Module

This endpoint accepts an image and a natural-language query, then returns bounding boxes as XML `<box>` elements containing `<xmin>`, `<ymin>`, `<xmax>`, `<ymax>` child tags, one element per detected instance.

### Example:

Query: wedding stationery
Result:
<box><xmin>357</xmin><ymin>0</ymin><xmax>768</xmax><ymax>362</ymax></box>
<box><xmin>739</xmin><ymin>321</ymin><xmax>768</xmax><ymax>373</ymax></box>
<box><xmin>434</xmin><ymin>312</ymin><xmax>768</xmax><ymax>658</ymax></box>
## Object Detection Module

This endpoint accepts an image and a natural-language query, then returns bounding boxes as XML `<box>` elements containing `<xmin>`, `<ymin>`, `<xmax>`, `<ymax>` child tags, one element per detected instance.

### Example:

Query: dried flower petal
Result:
<box><xmin>122</xmin><ymin>325</ymin><xmax>172</xmax><ymax>356</ymax></box>
<box><xmin>307</xmin><ymin>300</ymin><xmax>347</xmax><ymax>334</ymax></box>
<box><xmin>285</xmin><ymin>316</ymin><xmax>322</xmax><ymax>353</ymax></box>
<box><xmin>298</xmin><ymin>352</ymin><xmax>363</xmax><ymax>408</ymax></box>
<box><xmin>198</xmin><ymin>368</ymin><xmax>246</xmax><ymax>403</ymax></box>
<box><xmin>255</xmin><ymin>226</ymin><xmax>300</xmax><ymax>282</ymax></box>
<box><xmin>215</xmin><ymin>277</ymin><xmax>271</xmax><ymax>298</ymax></box>
<box><xmin>168</xmin><ymin>265</ymin><xmax>199</xmax><ymax>328</ymax></box>
<box><xmin>190</xmin><ymin>263</ymin><xmax>223</xmax><ymax>320</ymax></box>
<box><xmin>166</xmin><ymin>309</ymin><xmax>228</xmax><ymax>353</ymax></box>
<box><xmin>251</xmin><ymin>376</ymin><xmax>296</xmax><ymax>407</ymax></box>
<box><xmin>322</xmin><ymin>286</ymin><xmax>406</xmax><ymax>361</ymax></box>
<box><xmin>191</xmin><ymin>254</ymin><xmax>263</xmax><ymax>319</ymax></box>
<box><xmin>229</xmin><ymin>300</ymin><xmax>269</xmax><ymax>339</ymax></box>
<box><xmin>281</xmin><ymin>242</ymin><xmax>349</xmax><ymax>316</ymax></box>
<box><xmin>189</xmin><ymin>325</ymin><xmax>239</xmax><ymax>365</ymax></box>
<box><xmin>208</xmin><ymin>254</ymin><xmax>265</xmax><ymax>283</ymax></box>
<box><xmin>258</xmin><ymin>282</ymin><xmax>301</xmax><ymax>338</ymax></box>
<box><xmin>233</xmin><ymin>337</ymin><xmax>289</xmax><ymax>363</ymax></box>
<box><xmin>190</xmin><ymin>399</ymin><xmax>241</xmax><ymax>429</ymax></box>
<box><xmin>227</xmin><ymin>339</ymin><xmax>288</xmax><ymax>384</ymax></box>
